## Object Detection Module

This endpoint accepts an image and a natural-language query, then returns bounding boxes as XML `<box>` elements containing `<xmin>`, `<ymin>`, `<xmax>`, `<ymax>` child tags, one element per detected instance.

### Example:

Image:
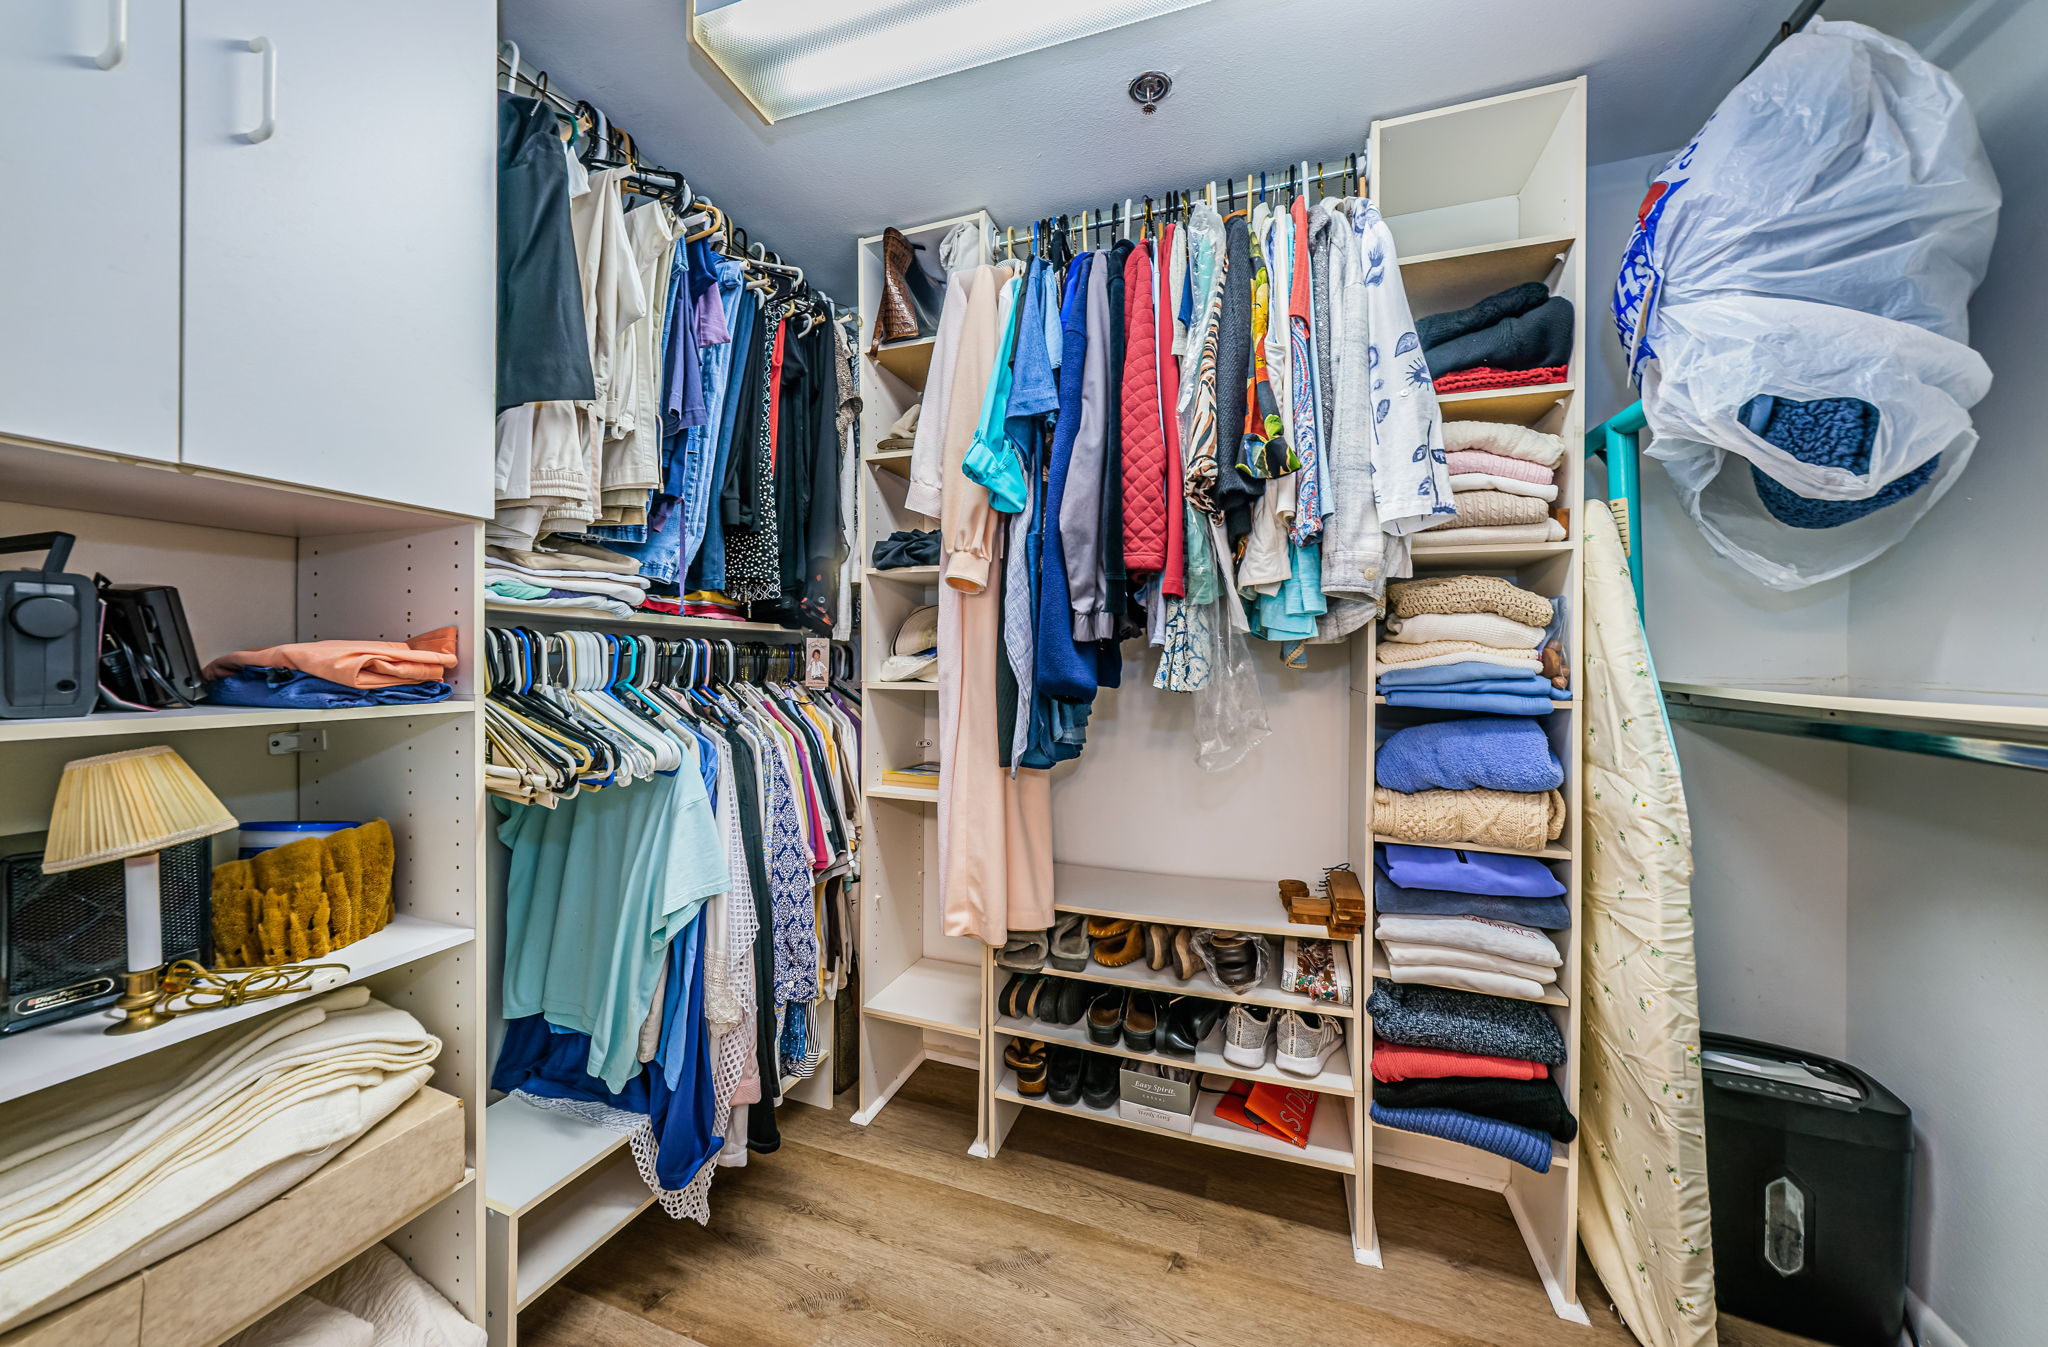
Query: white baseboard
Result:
<box><xmin>1907</xmin><ymin>1291</ymin><xmax>1969</xmax><ymax>1347</ymax></box>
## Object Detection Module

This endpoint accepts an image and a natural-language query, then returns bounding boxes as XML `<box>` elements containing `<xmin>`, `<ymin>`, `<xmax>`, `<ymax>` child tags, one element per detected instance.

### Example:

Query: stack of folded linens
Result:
<box><xmin>0</xmin><ymin>988</ymin><xmax>438</xmax><ymax>1330</ymax></box>
<box><xmin>1415</xmin><ymin>421</ymin><xmax>1568</xmax><ymax>547</ymax></box>
<box><xmin>1374</xmin><ymin>844</ymin><xmax>1567</xmax><ymax>1000</ymax></box>
<box><xmin>1376</xmin><ymin>574</ymin><xmax>1565</xmax><ymax>714</ymax></box>
<box><xmin>486</xmin><ymin>542</ymin><xmax>648</xmax><ymax>618</ymax></box>
<box><xmin>1367</xmin><ymin>978</ymin><xmax>1573</xmax><ymax>1172</ymax></box>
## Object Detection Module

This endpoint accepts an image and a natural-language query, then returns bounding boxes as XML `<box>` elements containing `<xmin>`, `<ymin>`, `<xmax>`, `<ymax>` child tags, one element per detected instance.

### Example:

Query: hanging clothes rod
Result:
<box><xmin>995</xmin><ymin>148</ymin><xmax>1370</xmax><ymax>256</ymax></box>
<box><xmin>1742</xmin><ymin>0</ymin><xmax>1824</xmax><ymax>77</ymax></box>
<box><xmin>496</xmin><ymin>43</ymin><xmax>843</xmax><ymax>310</ymax></box>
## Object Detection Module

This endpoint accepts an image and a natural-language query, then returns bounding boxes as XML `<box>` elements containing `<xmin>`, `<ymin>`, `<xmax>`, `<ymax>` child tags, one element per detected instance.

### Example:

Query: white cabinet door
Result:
<box><xmin>0</xmin><ymin>0</ymin><xmax>181</xmax><ymax>462</ymax></box>
<box><xmin>182</xmin><ymin>0</ymin><xmax>496</xmax><ymax>517</ymax></box>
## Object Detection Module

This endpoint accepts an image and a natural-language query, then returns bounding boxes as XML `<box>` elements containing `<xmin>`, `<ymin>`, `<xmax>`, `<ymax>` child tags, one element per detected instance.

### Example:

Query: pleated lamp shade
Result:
<box><xmin>42</xmin><ymin>745</ymin><xmax>238</xmax><ymax>873</ymax></box>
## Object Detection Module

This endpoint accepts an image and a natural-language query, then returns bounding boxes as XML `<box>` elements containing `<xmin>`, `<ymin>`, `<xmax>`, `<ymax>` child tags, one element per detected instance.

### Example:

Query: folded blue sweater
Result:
<box><xmin>1382</xmin><ymin>690</ymin><xmax>1555</xmax><ymax>716</ymax></box>
<box><xmin>1380</xmin><ymin>675</ymin><xmax>1557</xmax><ymax>695</ymax></box>
<box><xmin>1379</xmin><ymin>843</ymin><xmax>1565</xmax><ymax>896</ymax></box>
<box><xmin>1371</xmin><ymin>1102</ymin><xmax>1553</xmax><ymax>1172</ymax></box>
<box><xmin>1376</xmin><ymin>717</ymin><xmax>1563</xmax><ymax>794</ymax></box>
<box><xmin>1374</xmin><ymin>864</ymin><xmax>1571</xmax><ymax>929</ymax></box>
<box><xmin>1378</xmin><ymin>659</ymin><xmax>1565</xmax><ymax>690</ymax></box>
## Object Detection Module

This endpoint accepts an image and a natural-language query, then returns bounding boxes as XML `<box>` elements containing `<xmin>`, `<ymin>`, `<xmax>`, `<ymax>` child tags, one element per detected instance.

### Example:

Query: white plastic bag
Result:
<box><xmin>1612</xmin><ymin>19</ymin><xmax>2000</xmax><ymax>588</ymax></box>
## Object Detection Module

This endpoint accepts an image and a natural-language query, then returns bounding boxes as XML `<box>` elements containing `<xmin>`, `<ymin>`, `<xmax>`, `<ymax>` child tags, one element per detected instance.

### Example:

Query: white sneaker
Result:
<box><xmin>1274</xmin><ymin>1011</ymin><xmax>1344</xmax><ymax>1078</ymax></box>
<box><xmin>1222</xmin><ymin>1004</ymin><xmax>1273</xmax><ymax>1068</ymax></box>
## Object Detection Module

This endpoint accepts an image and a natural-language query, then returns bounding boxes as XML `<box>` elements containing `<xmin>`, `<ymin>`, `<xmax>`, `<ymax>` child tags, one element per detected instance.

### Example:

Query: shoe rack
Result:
<box><xmin>857</xmin><ymin>80</ymin><xmax>1587</xmax><ymax>1318</ymax></box>
<box><xmin>852</xmin><ymin>212</ymin><xmax>1000</xmax><ymax>1147</ymax></box>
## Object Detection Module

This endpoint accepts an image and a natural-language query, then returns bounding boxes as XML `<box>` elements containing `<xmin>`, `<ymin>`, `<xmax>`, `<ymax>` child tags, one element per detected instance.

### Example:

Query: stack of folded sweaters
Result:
<box><xmin>1369</xmin><ymin>978</ymin><xmax>1575</xmax><ymax>1173</ymax></box>
<box><xmin>204</xmin><ymin>630</ymin><xmax>458</xmax><ymax>710</ymax></box>
<box><xmin>1375</xmin><ymin>574</ymin><xmax>1565</xmax><ymax>715</ymax></box>
<box><xmin>1371</xmin><ymin>701</ymin><xmax>1567</xmax><ymax>855</ymax></box>
<box><xmin>485</xmin><ymin>542</ymin><xmax>648</xmax><ymax>619</ymax></box>
<box><xmin>1373</xmin><ymin>844</ymin><xmax>1565</xmax><ymax>1000</ymax></box>
<box><xmin>1418</xmin><ymin>281</ymin><xmax>1574</xmax><ymax>396</ymax></box>
<box><xmin>1415</xmin><ymin>421</ymin><xmax>1568</xmax><ymax>548</ymax></box>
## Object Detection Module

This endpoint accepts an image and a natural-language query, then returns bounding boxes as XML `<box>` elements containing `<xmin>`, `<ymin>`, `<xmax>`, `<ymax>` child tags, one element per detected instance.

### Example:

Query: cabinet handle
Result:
<box><xmin>240</xmin><ymin>36</ymin><xmax>277</xmax><ymax>144</ymax></box>
<box><xmin>93</xmin><ymin>0</ymin><xmax>126</xmax><ymax>70</ymax></box>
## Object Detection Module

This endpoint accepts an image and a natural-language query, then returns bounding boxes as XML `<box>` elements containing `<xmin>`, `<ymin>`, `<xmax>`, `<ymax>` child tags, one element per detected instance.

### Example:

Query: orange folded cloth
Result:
<box><xmin>1372</xmin><ymin>1037</ymin><xmax>1549</xmax><ymax>1083</ymax></box>
<box><xmin>203</xmin><ymin>627</ymin><xmax>459</xmax><ymax>689</ymax></box>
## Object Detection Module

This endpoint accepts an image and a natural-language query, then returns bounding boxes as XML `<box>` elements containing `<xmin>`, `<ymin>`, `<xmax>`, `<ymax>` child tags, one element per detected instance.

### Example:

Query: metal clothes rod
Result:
<box><xmin>496</xmin><ymin>44</ymin><xmax>843</xmax><ymax>310</ymax></box>
<box><xmin>1743</xmin><ymin>0</ymin><xmax>1825</xmax><ymax>77</ymax></box>
<box><xmin>996</xmin><ymin>150</ymin><xmax>1370</xmax><ymax>256</ymax></box>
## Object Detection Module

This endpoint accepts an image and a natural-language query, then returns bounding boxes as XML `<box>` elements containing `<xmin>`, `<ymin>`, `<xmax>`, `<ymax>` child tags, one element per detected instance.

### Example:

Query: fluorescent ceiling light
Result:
<box><xmin>689</xmin><ymin>0</ymin><xmax>1215</xmax><ymax>123</ymax></box>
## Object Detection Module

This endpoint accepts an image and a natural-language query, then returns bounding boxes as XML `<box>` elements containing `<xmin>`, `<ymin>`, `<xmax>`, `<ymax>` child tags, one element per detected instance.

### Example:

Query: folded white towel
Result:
<box><xmin>1449</xmin><ymin>473</ymin><xmax>1560</xmax><ymax>501</ymax></box>
<box><xmin>1385</xmin><ymin>963</ymin><xmax>1551</xmax><ymax>1001</ymax></box>
<box><xmin>1442</xmin><ymin>421</ymin><xmax>1566</xmax><ymax>467</ymax></box>
<box><xmin>488</xmin><ymin>560</ymin><xmax>649</xmax><ymax>588</ymax></box>
<box><xmin>1375</xmin><ymin>913</ymin><xmax>1561</xmax><ymax>967</ymax></box>
<box><xmin>1381</xmin><ymin>610</ymin><xmax>1547</xmax><ymax>649</ymax></box>
<box><xmin>1379</xmin><ymin>939</ymin><xmax>1559</xmax><ymax>985</ymax></box>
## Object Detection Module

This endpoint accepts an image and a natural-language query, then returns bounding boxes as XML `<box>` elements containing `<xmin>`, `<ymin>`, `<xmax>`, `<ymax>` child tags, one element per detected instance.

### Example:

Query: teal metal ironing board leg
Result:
<box><xmin>1587</xmin><ymin>400</ymin><xmax>1647</xmax><ymax>612</ymax></box>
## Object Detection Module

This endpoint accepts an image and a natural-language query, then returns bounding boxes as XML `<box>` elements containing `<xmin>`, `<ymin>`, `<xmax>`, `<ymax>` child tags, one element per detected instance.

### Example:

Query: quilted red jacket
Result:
<box><xmin>1120</xmin><ymin>242</ymin><xmax>1168</xmax><ymax>574</ymax></box>
<box><xmin>1155</xmin><ymin>224</ymin><xmax>1187</xmax><ymax>598</ymax></box>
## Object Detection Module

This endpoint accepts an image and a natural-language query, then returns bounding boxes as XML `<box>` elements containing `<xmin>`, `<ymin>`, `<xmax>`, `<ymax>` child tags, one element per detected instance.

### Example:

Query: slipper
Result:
<box><xmin>1090</xmin><ymin>920</ymin><xmax>1145</xmax><ymax>968</ymax></box>
<box><xmin>1049</xmin><ymin>914</ymin><xmax>1090</xmax><ymax>971</ymax></box>
<box><xmin>1004</xmin><ymin>1038</ymin><xmax>1049</xmax><ymax>1096</ymax></box>
<box><xmin>997</xmin><ymin>928</ymin><xmax>1049</xmax><ymax>972</ymax></box>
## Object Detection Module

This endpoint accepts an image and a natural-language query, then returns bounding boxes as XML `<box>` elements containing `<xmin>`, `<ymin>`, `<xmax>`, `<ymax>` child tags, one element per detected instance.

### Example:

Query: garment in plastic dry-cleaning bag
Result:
<box><xmin>1612</xmin><ymin>19</ymin><xmax>2000</xmax><ymax>589</ymax></box>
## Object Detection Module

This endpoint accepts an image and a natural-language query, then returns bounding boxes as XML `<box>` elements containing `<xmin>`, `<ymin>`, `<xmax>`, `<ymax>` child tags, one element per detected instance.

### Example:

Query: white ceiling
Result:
<box><xmin>500</xmin><ymin>0</ymin><xmax>1962</xmax><ymax>299</ymax></box>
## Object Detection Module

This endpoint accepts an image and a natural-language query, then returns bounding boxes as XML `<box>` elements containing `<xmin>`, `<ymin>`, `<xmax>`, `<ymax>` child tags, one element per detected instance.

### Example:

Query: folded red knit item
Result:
<box><xmin>1434</xmin><ymin>365</ymin><xmax>1569</xmax><ymax>394</ymax></box>
<box><xmin>638</xmin><ymin>597</ymin><xmax>684</xmax><ymax>615</ymax></box>
<box><xmin>1371</xmin><ymin>1036</ymin><xmax>1549</xmax><ymax>1083</ymax></box>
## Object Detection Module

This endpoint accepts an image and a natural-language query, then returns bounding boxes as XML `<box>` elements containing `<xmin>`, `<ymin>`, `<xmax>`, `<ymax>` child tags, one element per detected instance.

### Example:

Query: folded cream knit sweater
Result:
<box><xmin>1421</xmin><ymin>489</ymin><xmax>1552</xmax><ymax>530</ymax></box>
<box><xmin>1413</xmin><ymin>519</ymin><xmax>1568</xmax><ymax>546</ymax></box>
<box><xmin>1442</xmin><ymin>420</ymin><xmax>1566</xmax><ymax>467</ymax></box>
<box><xmin>1387</xmin><ymin>575</ymin><xmax>1555</xmax><ymax>628</ymax></box>
<box><xmin>1373</xmin><ymin>786</ymin><xmax>1567</xmax><ymax>851</ymax></box>
<box><xmin>1373</xmin><ymin>638</ymin><xmax>1544</xmax><ymax>672</ymax></box>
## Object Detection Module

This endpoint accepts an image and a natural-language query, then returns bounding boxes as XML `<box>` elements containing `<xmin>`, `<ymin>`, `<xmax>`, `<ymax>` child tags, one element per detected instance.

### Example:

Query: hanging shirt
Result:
<box><xmin>498</xmin><ymin>757</ymin><xmax>729</xmax><ymax>1092</ymax></box>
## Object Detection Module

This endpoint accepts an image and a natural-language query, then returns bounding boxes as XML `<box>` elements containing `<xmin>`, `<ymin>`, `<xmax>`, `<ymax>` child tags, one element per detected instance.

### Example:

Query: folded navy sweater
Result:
<box><xmin>1374</xmin><ymin>1075</ymin><xmax>1578</xmax><ymax>1141</ymax></box>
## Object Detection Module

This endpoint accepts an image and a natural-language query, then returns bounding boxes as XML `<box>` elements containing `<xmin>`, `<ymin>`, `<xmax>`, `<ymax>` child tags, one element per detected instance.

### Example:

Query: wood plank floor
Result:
<box><xmin>521</xmin><ymin>1064</ymin><xmax>1815</xmax><ymax>1347</ymax></box>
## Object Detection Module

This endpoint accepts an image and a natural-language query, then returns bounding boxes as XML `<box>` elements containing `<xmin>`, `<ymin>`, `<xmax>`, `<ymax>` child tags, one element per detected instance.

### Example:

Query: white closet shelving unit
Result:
<box><xmin>0</xmin><ymin>6</ymin><xmax>496</xmax><ymax>1340</ymax></box>
<box><xmin>855</xmin><ymin>81</ymin><xmax>1588</xmax><ymax>1320</ymax></box>
<box><xmin>853</xmin><ymin>212</ymin><xmax>999</xmax><ymax>1148</ymax></box>
<box><xmin>0</xmin><ymin>481</ymin><xmax>492</xmax><ymax>1342</ymax></box>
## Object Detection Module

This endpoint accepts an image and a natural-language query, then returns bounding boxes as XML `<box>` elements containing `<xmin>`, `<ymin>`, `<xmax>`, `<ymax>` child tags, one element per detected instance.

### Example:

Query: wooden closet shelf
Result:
<box><xmin>1369</xmin><ymin>835</ymin><xmax>1569</xmax><ymax>861</ymax></box>
<box><xmin>864</xmin><ymin>957</ymin><xmax>981</xmax><ymax>1036</ymax></box>
<box><xmin>994</xmin><ymin>1069</ymin><xmax>1358</xmax><ymax>1173</ymax></box>
<box><xmin>992</xmin><ymin>1013</ymin><xmax>1358</xmax><ymax>1096</ymax></box>
<box><xmin>0</xmin><ymin>915</ymin><xmax>474</xmax><ymax>1107</ymax></box>
<box><xmin>1051</xmin><ymin>863</ymin><xmax>1310</xmax><ymax>939</ymax></box>
<box><xmin>1029</xmin><ymin>956</ymin><xmax>1359</xmax><ymax>1018</ymax></box>
<box><xmin>870</xmin><ymin>334</ymin><xmax>937</xmax><ymax>387</ymax></box>
<box><xmin>0</xmin><ymin>697</ymin><xmax>475</xmax><ymax>744</ymax></box>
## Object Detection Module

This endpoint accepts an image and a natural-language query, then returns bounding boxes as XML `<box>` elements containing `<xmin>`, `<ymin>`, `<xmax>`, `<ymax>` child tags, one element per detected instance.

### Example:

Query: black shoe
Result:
<box><xmin>1159</xmin><ymin>996</ymin><xmax>1224</xmax><ymax>1057</ymax></box>
<box><xmin>997</xmin><ymin>972</ymin><xmax>1035</xmax><ymax>1020</ymax></box>
<box><xmin>1048</xmin><ymin>1046</ymin><xmax>1085</xmax><ymax>1105</ymax></box>
<box><xmin>1085</xmin><ymin>988</ymin><xmax>1125</xmax><ymax>1045</ymax></box>
<box><xmin>1080</xmin><ymin>1052</ymin><xmax>1121</xmax><ymax>1109</ymax></box>
<box><xmin>1040</xmin><ymin>977</ymin><xmax>1089</xmax><ymax>1027</ymax></box>
<box><xmin>1121</xmin><ymin>991</ymin><xmax>1159</xmax><ymax>1054</ymax></box>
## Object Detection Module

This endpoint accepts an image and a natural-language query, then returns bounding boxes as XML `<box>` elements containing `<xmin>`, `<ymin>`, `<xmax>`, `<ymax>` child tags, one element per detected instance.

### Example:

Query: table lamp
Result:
<box><xmin>41</xmin><ymin>745</ymin><xmax>238</xmax><ymax>1034</ymax></box>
